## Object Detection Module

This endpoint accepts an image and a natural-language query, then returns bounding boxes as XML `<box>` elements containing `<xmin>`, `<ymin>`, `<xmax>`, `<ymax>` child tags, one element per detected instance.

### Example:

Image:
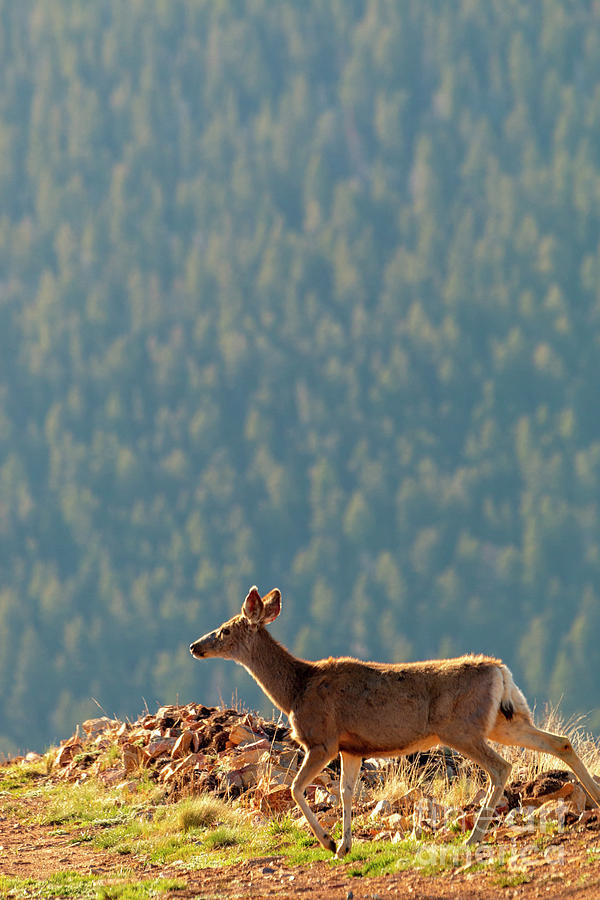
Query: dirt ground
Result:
<box><xmin>2</xmin><ymin>804</ymin><xmax>600</xmax><ymax>900</ymax></box>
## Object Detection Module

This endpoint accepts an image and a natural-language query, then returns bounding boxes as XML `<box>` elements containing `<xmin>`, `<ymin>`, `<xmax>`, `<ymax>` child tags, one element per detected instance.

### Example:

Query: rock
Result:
<box><xmin>256</xmin><ymin>784</ymin><xmax>295</xmax><ymax>815</ymax></box>
<box><xmin>98</xmin><ymin>766</ymin><xmax>126</xmax><ymax>786</ymax></box>
<box><xmin>317</xmin><ymin>809</ymin><xmax>338</xmax><ymax>829</ymax></box>
<box><xmin>81</xmin><ymin>717</ymin><xmax>113</xmax><ymax>738</ymax></box>
<box><xmin>275</xmin><ymin>748</ymin><xmax>299</xmax><ymax>769</ymax></box>
<box><xmin>495</xmin><ymin>793</ymin><xmax>510</xmax><ymax>815</ymax></box>
<box><xmin>413</xmin><ymin>795</ymin><xmax>445</xmax><ymax>828</ymax></box>
<box><xmin>24</xmin><ymin>752</ymin><xmax>43</xmax><ymax>763</ymax></box>
<box><xmin>54</xmin><ymin>737</ymin><xmax>83</xmax><ymax>768</ymax></box>
<box><xmin>39</xmin><ymin>699</ymin><xmax>344</xmax><ymax>810</ymax></box>
<box><xmin>454</xmin><ymin>811</ymin><xmax>476</xmax><ymax>833</ymax></box>
<box><xmin>527</xmin><ymin>798</ymin><xmax>578</xmax><ymax>831</ymax></box>
<box><xmin>116</xmin><ymin>722</ymin><xmax>131</xmax><ymax>742</ymax></box>
<box><xmin>158</xmin><ymin>763</ymin><xmax>176</xmax><ymax>783</ymax></box>
<box><xmin>172</xmin><ymin>752</ymin><xmax>203</xmax><ymax>776</ymax></box>
<box><xmin>503</xmin><ymin>824</ymin><xmax>536</xmax><ymax>840</ymax></box>
<box><xmin>577</xmin><ymin>809</ymin><xmax>600</xmax><ymax>827</ymax></box>
<box><xmin>231</xmin><ymin>741</ymin><xmax>271</xmax><ymax>767</ymax></box>
<box><xmin>504</xmin><ymin>808</ymin><xmax>525</xmax><ymax>826</ymax></box>
<box><xmin>222</xmin><ymin>762</ymin><xmax>261</xmax><ymax>791</ymax></box>
<box><xmin>121</xmin><ymin>742</ymin><xmax>150</xmax><ymax>773</ymax></box>
<box><xmin>370</xmin><ymin>788</ymin><xmax>425</xmax><ymax>821</ymax></box>
<box><xmin>171</xmin><ymin>732</ymin><xmax>193</xmax><ymax>759</ymax></box>
<box><xmin>314</xmin><ymin>787</ymin><xmax>337</xmax><ymax>806</ymax></box>
<box><xmin>260</xmin><ymin>762</ymin><xmax>298</xmax><ymax>787</ymax></box>
<box><xmin>228</xmin><ymin>723</ymin><xmax>265</xmax><ymax>746</ymax></box>
<box><xmin>385</xmin><ymin>812</ymin><xmax>410</xmax><ymax>832</ymax></box>
<box><xmin>569</xmin><ymin>783</ymin><xmax>587</xmax><ymax>814</ymax></box>
<box><xmin>370</xmin><ymin>799</ymin><xmax>394</xmax><ymax>820</ymax></box>
<box><xmin>515</xmin><ymin>770</ymin><xmax>578</xmax><ymax>808</ymax></box>
<box><xmin>116</xmin><ymin>780</ymin><xmax>138</xmax><ymax>793</ymax></box>
<box><xmin>146</xmin><ymin>738</ymin><xmax>177</xmax><ymax>759</ymax></box>
<box><xmin>156</xmin><ymin>705</ymin><xmax>181</xmax><ymax>724</ymax></box>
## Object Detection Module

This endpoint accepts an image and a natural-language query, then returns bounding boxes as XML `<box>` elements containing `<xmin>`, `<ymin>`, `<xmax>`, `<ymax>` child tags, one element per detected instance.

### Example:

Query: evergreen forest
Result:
<box><xmin>2</xmin><ymin>0</ymin><xmax>600</xmax><ymax>753</ymax></box>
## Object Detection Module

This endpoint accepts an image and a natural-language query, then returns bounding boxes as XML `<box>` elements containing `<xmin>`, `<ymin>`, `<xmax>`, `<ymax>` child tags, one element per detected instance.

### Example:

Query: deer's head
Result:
<box><xmin>189</xmin><ymin>585</ymin><xmax>281</xmax><ymax>660</ymax></box>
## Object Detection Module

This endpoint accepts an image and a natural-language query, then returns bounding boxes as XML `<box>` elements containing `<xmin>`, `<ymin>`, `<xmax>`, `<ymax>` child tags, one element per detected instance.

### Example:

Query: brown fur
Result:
<box><xmin>190</xmin><ymin>586</ymin><xmax>600</xmax><ymax>857</ymax></box>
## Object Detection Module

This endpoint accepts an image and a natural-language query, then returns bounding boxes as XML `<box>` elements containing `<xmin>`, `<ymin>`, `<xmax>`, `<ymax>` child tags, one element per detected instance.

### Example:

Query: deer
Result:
<box><xmin>189</xmin><ymin>586</ymin><xmax>600</xmax><ymax>857</ymax></box>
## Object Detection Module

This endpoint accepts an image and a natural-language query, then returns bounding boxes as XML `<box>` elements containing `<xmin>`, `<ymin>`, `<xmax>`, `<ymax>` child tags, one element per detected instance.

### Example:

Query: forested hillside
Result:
<box><xmin>1</xmin><ymin>0</ymin><xmax>600</xmax><ymax>753</ymax></box>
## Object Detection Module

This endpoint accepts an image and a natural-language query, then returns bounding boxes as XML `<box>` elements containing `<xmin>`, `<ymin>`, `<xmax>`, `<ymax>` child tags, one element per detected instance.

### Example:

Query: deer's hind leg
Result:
<box><xmin>291</xmin><ymin>744</ymin><xmax>338</xmax><ymax>853</ymax></box>
<box><xmin>336</xmin><ymin>752</ymin><xmax>362</xmax><ymax>858</ymax></box>
<box><xmin>489</xmin><ymin>717</ymin><xmax>600</xmax><ymax>808</ymax></box>
<box><xmin>440</xmin><ymin>734</ymin><xmax>512</xmax><ymax>845</ymax></box>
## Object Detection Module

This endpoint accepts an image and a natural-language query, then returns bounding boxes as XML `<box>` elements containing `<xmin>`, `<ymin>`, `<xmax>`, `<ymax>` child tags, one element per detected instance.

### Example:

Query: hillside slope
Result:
<box><xmin>1</xmin><ymin>1</ymin><xmax>600</xmax><ymax>751</ymax></box>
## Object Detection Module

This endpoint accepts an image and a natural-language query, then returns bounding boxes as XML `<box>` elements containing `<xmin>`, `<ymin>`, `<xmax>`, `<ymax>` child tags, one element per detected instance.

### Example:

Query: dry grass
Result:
<box><xmin>175</xmin><ymin>794</ymin><xmax>238</xmax><ymax>831</ymax></box>
<box><xmin>370</xmin><ymin>754</ymin><xmax>483</xmax><ymax>810</ymax></box>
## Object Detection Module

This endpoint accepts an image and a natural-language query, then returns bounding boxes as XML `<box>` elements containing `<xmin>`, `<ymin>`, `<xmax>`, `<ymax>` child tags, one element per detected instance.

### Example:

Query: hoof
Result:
<box><xmin>323</xmin><ymin>834</ymin><xmax>336</xmax><ymax>853</ymax></box>
<box><xmin>335</xmin><ymin>840</ymin><xmax>350</xmax><ymax>859</ymax></box>
<box><xmin>465</xmin><ymin>831</ymin><xmax>482</xmax><ymax>847</ymax></box>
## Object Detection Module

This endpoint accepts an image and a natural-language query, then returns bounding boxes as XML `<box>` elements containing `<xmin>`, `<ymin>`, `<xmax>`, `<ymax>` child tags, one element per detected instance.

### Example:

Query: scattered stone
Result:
<box><xmin>256</xmin><ymin>784</ymin><xmax>295</xmax><ymax>815</ymax></box>
<box><xmin>385</xmin><ymin>812</ymin><xmax>410</xmax><ymax>832</ymax></box>
<box><xmin>228</xmin><ymin>723</ymin><xmax>266</xmax><ymax>746</ymax></box>
<box><xmin>116</xmin><ymin>780</ymin><xmax>138</xmax><ymax>793</ymax></box>
<box><xmin>146</xmin><ymin>738</ymin><xmax>177</xmax><ymax>759</ymax></box>
<box><xmin>526</xmin><ymin>798</ymin><xmax>579</xmax><ymax>831</ymax></box>
<box><xmin>370</xmin><ymin>799</ymin><xmax>394</xmax><ymax>820</ymax></box>
<box><xmin>54</xmin><ymin>737</ymin><xmax>83</xmax><ymax>768</ymax></box>
<box><xmin>23</xmin><ymin>751</ymin><xmax>42</xmax><ymax>763</ymax></box>
<box><xmin>81</xmin><ymin>717</ymin><xmax>114</xmax><ymax>738</ymax></box>
<box><xmin>121</xmin><ymin>742</ymin><xmax>150</xmax><ymax>773</ymax></box>
<box><xmin>515</xmin><ymin>770</ymin><xmax>578</xmax><ymax>807</ymax></box>
<box><xmin>314</xmin><ymin>786</ymin><xmax>338</xmax><ymax>805</ymax></box>
<box><xmin>171</xmin><ymin>731</ymin><xmax>193</xmax><ymax>759</ymax></box>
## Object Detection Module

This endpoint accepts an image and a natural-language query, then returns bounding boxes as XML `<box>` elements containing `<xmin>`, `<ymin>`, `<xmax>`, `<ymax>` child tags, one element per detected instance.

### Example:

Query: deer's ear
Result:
<box><xmin>242</xmin><ymin>586</ymin><xmax>263</xmax><ymax>623</ymax></box>
<box><xmin>261</xmin><ymin>589</ymin><xmax>281</xmax><ymax>624</ymax></box>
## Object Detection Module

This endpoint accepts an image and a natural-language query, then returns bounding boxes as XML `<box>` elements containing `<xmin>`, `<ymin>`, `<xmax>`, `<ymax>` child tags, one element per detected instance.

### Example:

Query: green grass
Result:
<box><xmin>79</xmin><ymin>795</ymin><xmax>482</xmax><ymax>880</ymax></box>
<box><xmin>0</xmin><ymin>759</ymin><xmax>48</xmax><ymax>796</ymax></box>
<box><xmin>99</xmin><ymin>743</ymin><xmax>122</xmax><ymax>769</ymax></box>
<box><xmin>493</xmin><ymin>871</ymin><xmax>533</xmax><ymax>888</ymax></box>
<box><xmin>95</xmin><ymin>878</ymin><xmax>186</xmax><ymax>899</ymax></box>
<box><xmin>175</xmin><ymin>794</ymin><xmax>235</xmax><ymax>831</ymax></box>
<box><xmin>201</xmin><ymin>823</ymin><xmax>245</xmax><ymax>850</ymax></box>
<box><xmin>339</xmin><ymin>837</ymin><xmax>474</xmax><ymax>878</ymax></box>
<box><xmin>0</xmin><ymin>872</ymin><xmax>97</xmax><ymax>899</ymax></box>
<box><xmin>0</xmin><ymin>873</ymin><xmax>186</xmax><ymax>899</ymax></box>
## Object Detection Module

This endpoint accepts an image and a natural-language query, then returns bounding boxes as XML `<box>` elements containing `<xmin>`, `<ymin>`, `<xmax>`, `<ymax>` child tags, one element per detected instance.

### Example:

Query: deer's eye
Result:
<box><xmin>221</xmin><ymin>628</ymin><xmax>230</xmax><ymax>636</ymax></box>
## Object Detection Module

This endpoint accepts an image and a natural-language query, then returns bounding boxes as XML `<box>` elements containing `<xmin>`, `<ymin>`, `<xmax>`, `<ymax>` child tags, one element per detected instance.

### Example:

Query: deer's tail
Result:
<box><xmin>498</xmin><ymin>663</ymin><xmax>532</xmax><ymax>722</ymax></box>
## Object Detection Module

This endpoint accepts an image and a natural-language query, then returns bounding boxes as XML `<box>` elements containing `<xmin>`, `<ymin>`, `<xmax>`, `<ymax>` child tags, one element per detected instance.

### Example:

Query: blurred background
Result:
<box><xmin>1</xmin><ymin>0</ymin><xmax>600</xmax><ymax>754</ymax></box>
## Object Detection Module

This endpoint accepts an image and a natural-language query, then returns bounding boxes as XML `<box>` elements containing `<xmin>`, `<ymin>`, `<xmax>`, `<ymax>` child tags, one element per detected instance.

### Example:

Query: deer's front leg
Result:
<box><xmin>336</xmin><ymin>752</ymin><xmax>361</xmax><ymax>858</ymax></box>
<box><xmin>291</xmin><ymin>745</ymin><xmax>337</xmax><ymax>853</ymax></box>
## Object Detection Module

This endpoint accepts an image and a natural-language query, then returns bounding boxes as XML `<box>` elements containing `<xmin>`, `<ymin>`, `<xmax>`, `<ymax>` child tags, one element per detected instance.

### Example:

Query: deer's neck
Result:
<box><xmin>237</xmin><ymin>628</ymin><xmax>309</xmax><ymax>715</ymax></box>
